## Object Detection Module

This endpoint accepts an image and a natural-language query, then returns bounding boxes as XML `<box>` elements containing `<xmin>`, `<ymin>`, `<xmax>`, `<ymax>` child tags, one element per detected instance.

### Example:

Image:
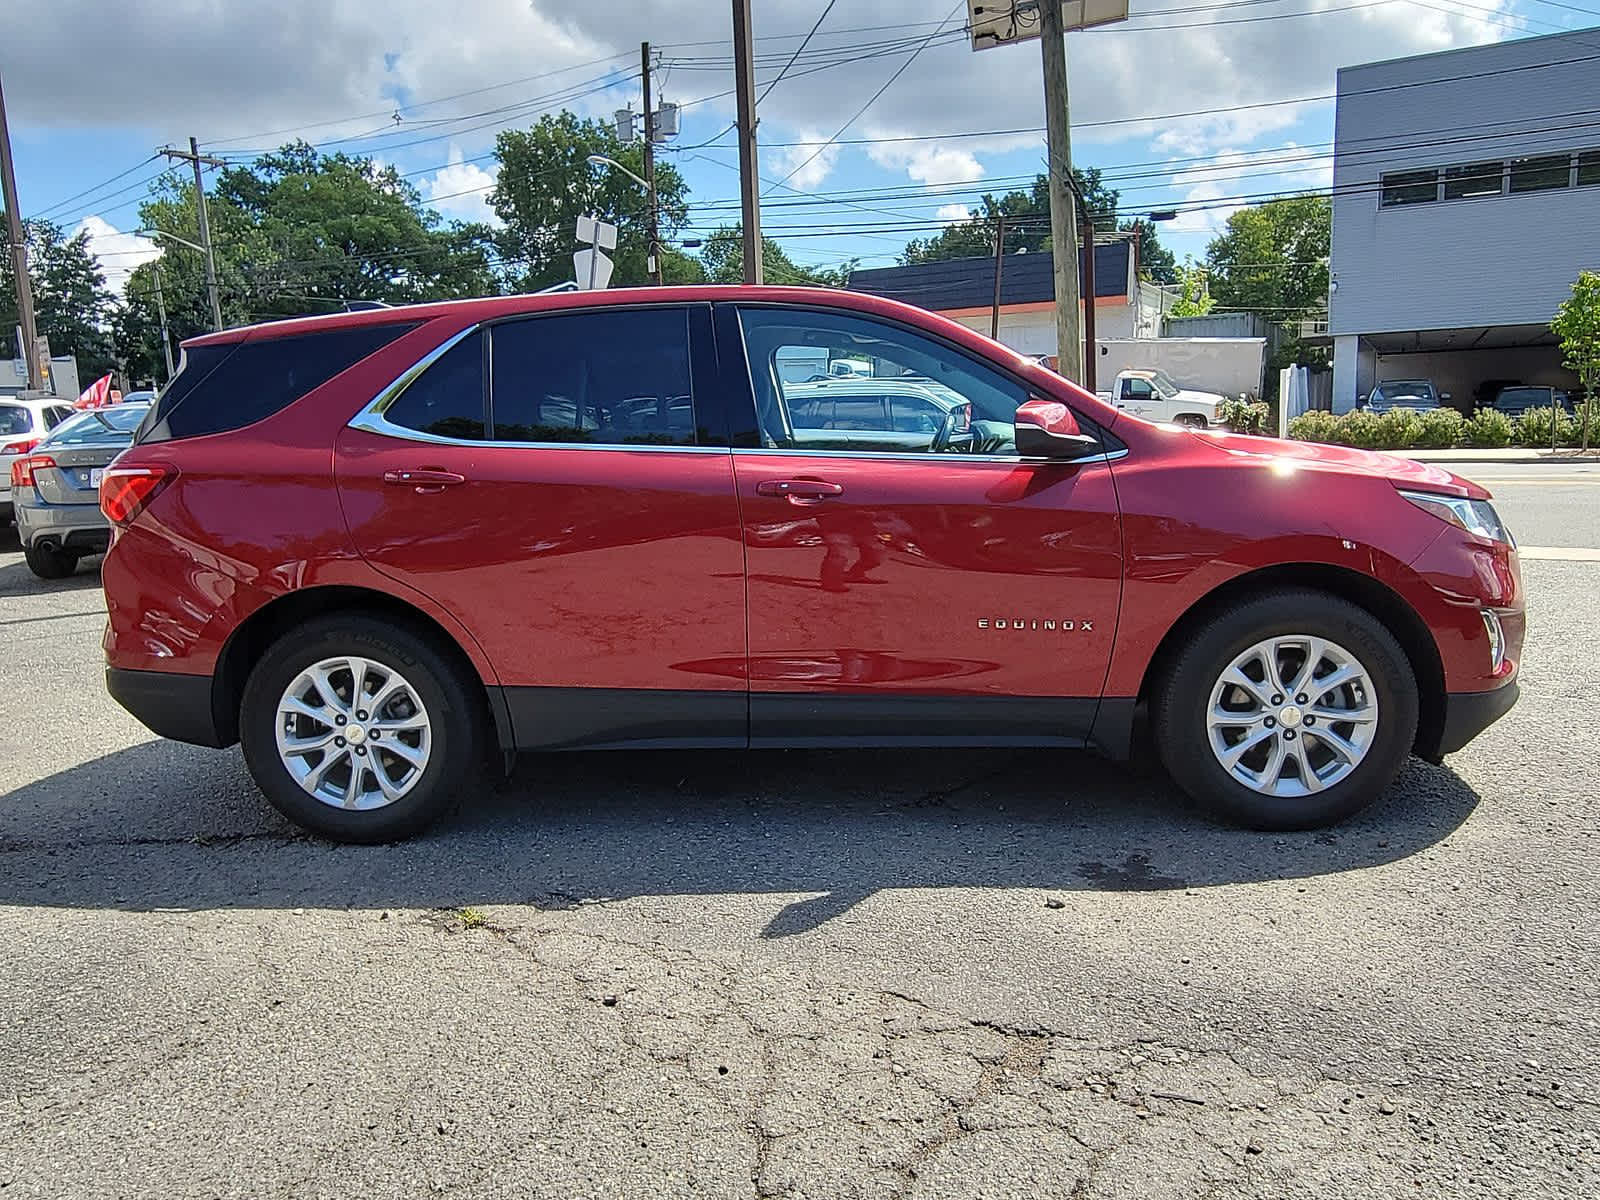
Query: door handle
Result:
<box><xmin>383</xmin><ymin>468</ymin><xmax>467</xmax><ymax>494</ymax></box>
<box><xmin>757</xmin><ymin>478</ymin><xmax>844</xmax><ymax>506</ymax></box>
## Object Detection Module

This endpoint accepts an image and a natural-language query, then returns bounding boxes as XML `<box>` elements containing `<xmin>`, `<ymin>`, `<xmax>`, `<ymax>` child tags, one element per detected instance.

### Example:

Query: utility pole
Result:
<box><xmin>1039</xmin><ymin>0</ymin><xmax>1082</xmax><ymax>384</ymax></box>
<box><xmin>159</xmin><ymin>138</ymin><xmax>226</xmax><ymax>331</ymax></box>
<box><xmin>0</xmin><ymin>71</ymin><xmax>44</xmax><ymax>392</ymax></box>
<box><xmin>641</xmin><ymin>42</ymin><xmax>663</xmax><ymax>286</ymax></box>
<box><xmin>151</xmin><ymin>262</ymin><xmax>175</xmax><ymax>381</ymax></box>
<box><xmin>731</xmin><ymin>0</ymin><xmax>763</xmax><ymax>284</ymax></box>
<box><xmin>1080</xmin><ymin>218</ymin><xmax>1097</xmax><ymax>394</ymax></box>
<box><xmin>990</xmin><ymin>213</ymin><xmax>1006</xmax><ymax>341</ymax></box>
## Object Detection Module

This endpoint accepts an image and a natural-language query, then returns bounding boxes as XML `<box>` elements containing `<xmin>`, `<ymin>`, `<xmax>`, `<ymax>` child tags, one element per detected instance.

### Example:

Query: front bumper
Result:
<box><xmin>1434</xmin><ymin>680</ymin><xmax>1520</xmax><ymax>758</ymax></box>
<box><xmin>106</xmin><ymin>667</ymin><xmax>229</xmax><ymax>748</ymax></box>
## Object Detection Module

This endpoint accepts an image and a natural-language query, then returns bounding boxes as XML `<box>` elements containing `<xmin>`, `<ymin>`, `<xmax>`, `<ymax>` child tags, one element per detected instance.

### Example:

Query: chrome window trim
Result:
<box><xmin>732</xmin><ymin>446</ymin><xmax>1127</xmax><ymax>468</ymax></box>
<box><xmin>349</xmin><ymin>319</ymin><xmax>722</xmax><ymax>454</ymax></box>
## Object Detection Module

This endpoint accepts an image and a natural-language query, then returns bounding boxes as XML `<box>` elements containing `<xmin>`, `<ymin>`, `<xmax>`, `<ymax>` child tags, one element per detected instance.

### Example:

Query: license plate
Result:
<box><xmin>89</xmin><ymin>468</ymin><xmax>104</xmax><ymax>488</ymax></box>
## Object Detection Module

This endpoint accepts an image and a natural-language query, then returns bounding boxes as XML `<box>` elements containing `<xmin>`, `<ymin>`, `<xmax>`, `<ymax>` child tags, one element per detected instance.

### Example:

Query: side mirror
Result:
<box><xmin>1014</xmin><ymin>397</ymin><xmax>1102</xmax><ymax>460</ymax></box>
<box><xmin>1440</xmin><ymin>391</ymin><xmax>1453</xmax><ymax>402</ymax></box>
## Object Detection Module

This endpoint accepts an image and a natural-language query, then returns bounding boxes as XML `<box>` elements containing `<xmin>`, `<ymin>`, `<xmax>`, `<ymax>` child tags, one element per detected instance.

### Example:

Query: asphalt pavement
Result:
<box><xmin>2</xmin><ymin>470</ymin><xmax>1596</xmax><ymax>1199</ymax></box>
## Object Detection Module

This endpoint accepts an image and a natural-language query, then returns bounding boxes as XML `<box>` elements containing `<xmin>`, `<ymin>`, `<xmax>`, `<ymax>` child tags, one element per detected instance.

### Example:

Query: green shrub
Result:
<box><xmin>1463</xmin><ymin>408</ymin><xmax>1514</xmax><ymax>448</ymax></box>
<box><xmin>1376</xmin><ymin>407</ymin><xmax>1426</xmax><ymax>449</ymax></box>
<box><xmin>1412</xmin><ymin>407</ymin><xmax>1465</xmax><ymax>448</ymax></box>
<box><xmin>1335</xmin><ymin>409</ymin><xmax>1385</xmax><ymax>449</ymax></box>
<box><xmin>1218</xmin><ymin>397</ymin><xmax>1270</xmax><ymax>435</ymax></box>
<box><xmin>1562</xmin><ymin>400</ymin><xmax>1599</xmax><ymax>448</ymax></box>
<box><xmin>1287</xmin><ymin>409</ymin><xmax>1340</xmax><ymax>442</ymax></box>
<box><xmin>1515</xmin><ymin>406</ymin><xmax>1575</xmax><ymax>448</ymax></box>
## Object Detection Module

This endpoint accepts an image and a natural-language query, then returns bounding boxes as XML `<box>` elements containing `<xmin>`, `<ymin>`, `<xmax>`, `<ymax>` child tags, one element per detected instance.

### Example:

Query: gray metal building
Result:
<box><xmin>1328</xmin><ymin>29</ymin><xmax>1600</xmax><ymax>410</ymax></box>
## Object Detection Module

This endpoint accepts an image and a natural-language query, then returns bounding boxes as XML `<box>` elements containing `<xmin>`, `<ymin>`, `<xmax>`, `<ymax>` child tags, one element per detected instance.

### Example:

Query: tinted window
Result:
<box><xmin>1442</xmin><ymin>161</ymin><xmax>1503</xmax><ymax>201</ymax></box>
<box><xmin>382</xmin><ymin>330</ymin><xmax>486</xmax><ymax>440</ymax></box>
<box><xmin>1580</xmin><ymin>151</ymin><xmax>1600</xmax><ymax>187</ymax></box>
<box><xmin>489</xmin><ymin>308</ymin><xmax>698</xmax><ymax>445</ymax></box>
<box><xmin>1381</xmin><ymin>170</ymin><xmax>1437</xmax><ymax>206</ymax></box>
<box><xmin>44</xmin><ymin>405</ymin><xmax>151</xmax><ymax>446</ymax></box>
<box><xmin>1509</xmin><ymin>154</ymin><xmax>1571</xmax><ymax>193</ymax></box>
<box><xmin>0</xmin><ymin>405</ymin><xmax>31</xmax><ymax>436</ymax></box>
<box><xmin>737</xmin><ymin>307</ymin><xmax>1030</xmax><ymax>456</ymax></box>
<box><xmin>45</xmin><ymin>406</ymin><xmax>72</xmax><ymax>428</ymax></box>
<box><xmin>140</xmin><ymin>321</ymin><xmax>417</xmax><ymax>443</ymax></box>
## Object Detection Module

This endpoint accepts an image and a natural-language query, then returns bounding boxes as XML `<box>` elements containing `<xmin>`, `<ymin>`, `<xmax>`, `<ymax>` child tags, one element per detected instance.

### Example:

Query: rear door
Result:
<box><xmin>718</xmin><ymin>303</ymin><xmax>1123</xmax><ymax>747</ymax></box>
<box><xmin>337</xmin><ymin>304</ymin><xmax>749</xmax><ymax>750</ymax></box>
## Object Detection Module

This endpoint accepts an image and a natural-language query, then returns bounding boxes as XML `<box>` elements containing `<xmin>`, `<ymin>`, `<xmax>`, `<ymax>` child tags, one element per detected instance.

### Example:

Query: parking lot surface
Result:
<box><xmin>2</xmin><ymin>472</ymin><xmax>1596</xmax><ymax>1198</ymax></box>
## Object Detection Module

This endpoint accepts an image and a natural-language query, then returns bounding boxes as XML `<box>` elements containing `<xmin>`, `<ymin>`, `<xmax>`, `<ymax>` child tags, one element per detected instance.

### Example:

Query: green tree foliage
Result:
<box><xmin>1119</xmin><ymin>217</ymin><xmax>1177</xmax><ymax>284</ymax></box>
<box><xmin>1205</xmin><ymin>195</ymin><xmax>1331</xmax><ymax>372</ymax></box>
<box><xmin>698</xmin><ymin>225</ymin><xmax>854</xmax><ymax>287</ymax></box>
<box><xmin>1551</xmin><ymin>270</ymin><xmax>1600</xmax><ymax>451</ymax></box>
<box><xmin>1168</xmin><ymin>257</ymin><xmax>1215</xmax><ymax>317</ymax></box>
<box><xmin>491</xmin><ymin>112</ymin><xmax>691</xmax><ymax>291</ymax></box>
<box><xmin>900</xmin><ymin>169</ymin><xmax>1119</xmax><ymax>265</ymax></box>
<box><xmin>0</xmin><ymin>218</ymin><xmax>116</xmax><ymax>381</ymax></box>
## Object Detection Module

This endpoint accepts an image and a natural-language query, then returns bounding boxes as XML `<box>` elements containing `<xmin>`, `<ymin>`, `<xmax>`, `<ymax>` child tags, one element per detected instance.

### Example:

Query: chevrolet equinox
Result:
<box><xmin>101</xmin><ymin>287</ymin><xmax>1523</xmax><ymax>841</ymax></box>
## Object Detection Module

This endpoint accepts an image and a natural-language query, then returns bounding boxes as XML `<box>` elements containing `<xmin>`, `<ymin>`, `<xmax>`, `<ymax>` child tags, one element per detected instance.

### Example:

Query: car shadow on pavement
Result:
<box><xmin>0</xmin><ymin>739</ymin><xmax>1481</xmax><ymax>934</ymax></box>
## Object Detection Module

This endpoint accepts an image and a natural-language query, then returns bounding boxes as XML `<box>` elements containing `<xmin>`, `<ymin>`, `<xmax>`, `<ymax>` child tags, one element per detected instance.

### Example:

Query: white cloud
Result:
<box><xmin>935</xmin><ymin>203</ymin><xmax>972</xmax><ymax>223</ymax></box>
<box><xmin>72</xmin><ymin>216</ymin><xmax>159</xmax><ymax>295</ymax></box>
<box><xmin>866</xmin><ymin>141</ymin><xmax>985</xmax><ymax>186</ymax></box>
<box><xmin>417</xmin><ymin>146</ymin><xmax>500</xmax><ymax>224</ymax></box>
<box><xmin>771</xmin><ymin>131</ymin><xmax>842</xmax><ymax>191</ymax></box>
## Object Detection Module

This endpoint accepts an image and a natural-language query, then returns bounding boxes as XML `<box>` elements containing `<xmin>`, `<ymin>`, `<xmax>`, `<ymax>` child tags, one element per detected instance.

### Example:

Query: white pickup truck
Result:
<box><xmin>1096</xmin><ymin>369</ymin><xmax>1224</xmax><ymax>427</ymax></box>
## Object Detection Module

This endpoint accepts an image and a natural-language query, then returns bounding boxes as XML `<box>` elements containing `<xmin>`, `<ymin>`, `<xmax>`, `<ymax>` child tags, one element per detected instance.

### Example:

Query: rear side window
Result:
<box><xmin>0</xmin><ymin>405</ymin><xmax>30</xmax><ymax>436</ymax></box>
<box><xmin>381</xmin><ymin>330</ymin><xmax>487</xmax><ymax>440</ymax></box>
<box><xmin>489</xmin><ymin>308</ymin><xmax>698</xmax><ymax>445</ymax></box>
<box><xmin>140</xmin><ymin>321</ymin><xmax>417</xmax><ymax>443</ymax></box>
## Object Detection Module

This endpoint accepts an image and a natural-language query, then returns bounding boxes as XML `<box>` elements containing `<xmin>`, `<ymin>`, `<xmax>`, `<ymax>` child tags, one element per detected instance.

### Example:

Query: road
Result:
<box><xmin>2</xmin><ymin>469</ymin><xmax>1596</xmax><ymax>1199</ymax></box>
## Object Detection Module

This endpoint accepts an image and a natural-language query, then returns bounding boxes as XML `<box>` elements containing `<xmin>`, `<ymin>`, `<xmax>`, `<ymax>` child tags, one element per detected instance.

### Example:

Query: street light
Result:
<box><xmin>585</xmin><ymin>154</ymin><xmax>648</xmax><ymax>189</ymax></box>
<box><xmin>135</xmin><ymin>227</ymin><xmax>223</xmax><ymax>331</ymax></box>
<box><xmin>134</xmin><ymin>227</ymin><xmax>206</xmax><ymax>254</ymax></box>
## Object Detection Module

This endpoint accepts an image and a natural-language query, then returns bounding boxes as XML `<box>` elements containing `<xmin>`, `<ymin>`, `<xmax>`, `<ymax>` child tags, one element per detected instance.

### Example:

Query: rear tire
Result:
<box><xmin>1153</xmin><ymin>589</ymin><xmax>1418</xmax><ymax>830</ymax></box>
<box><xmin>239</xmin><ymin>615</ymin><xmax>486</xmax><ymax>842</ymax></box>
<box><xmin>24</xmin><ymin>542</ymin><xmax>79</xmax><ymax>579</ymax></box>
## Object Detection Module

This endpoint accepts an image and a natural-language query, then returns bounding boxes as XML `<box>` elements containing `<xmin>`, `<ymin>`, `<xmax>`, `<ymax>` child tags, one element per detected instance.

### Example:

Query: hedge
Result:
<box><xmin>1287</xmin><ymin>404</ymin><xmax>1593</xmax><ymax>450</ymax></box>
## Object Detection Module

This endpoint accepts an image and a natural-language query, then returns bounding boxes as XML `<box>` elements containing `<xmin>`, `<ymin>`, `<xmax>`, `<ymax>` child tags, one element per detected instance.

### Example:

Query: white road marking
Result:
<box><xmin>1517</xmin><ymin>546</ymin><xmax>1600</xmax><ymax>562</ymax></box>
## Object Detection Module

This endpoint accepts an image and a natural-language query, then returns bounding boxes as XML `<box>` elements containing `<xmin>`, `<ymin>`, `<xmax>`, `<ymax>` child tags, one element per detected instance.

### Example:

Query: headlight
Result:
<box><xmin>1398</xmin><ymin>489</ymin><xmax>1514</xmax><ymax>546</ymax></box>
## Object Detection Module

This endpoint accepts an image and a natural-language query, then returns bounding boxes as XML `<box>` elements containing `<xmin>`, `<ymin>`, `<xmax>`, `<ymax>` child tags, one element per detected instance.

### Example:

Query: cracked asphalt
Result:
<box><xmin>1</xmin><ymin>473</ymin><xmax>1596</xmax><ymax>1198</ymax></box>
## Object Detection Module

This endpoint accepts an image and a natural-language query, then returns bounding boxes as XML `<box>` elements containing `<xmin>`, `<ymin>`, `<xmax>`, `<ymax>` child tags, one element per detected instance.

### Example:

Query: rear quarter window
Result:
<box><xmin>140</xmin><ymin>321</ymin><xmax>417</xmax><ymax>443</ymax></box>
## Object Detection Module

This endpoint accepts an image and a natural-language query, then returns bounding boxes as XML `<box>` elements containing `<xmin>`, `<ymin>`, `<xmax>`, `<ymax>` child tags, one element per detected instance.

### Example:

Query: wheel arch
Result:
<box><xmin>211</xmin><ymin>585</ymin><xmax>513</xmax><ymax>752</ymax></box>
<box><xmin>1135</xmin><ymin>562</ymin><xmax>1447</xmax><ymax>760</ymax></box>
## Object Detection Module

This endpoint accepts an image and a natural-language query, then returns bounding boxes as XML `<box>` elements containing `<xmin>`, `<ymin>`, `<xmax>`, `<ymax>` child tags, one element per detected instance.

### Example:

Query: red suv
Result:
<box><xmin>101</xmin><ymin>287</ymin><xmax>1522</xmax><ymax>841</ymax></box>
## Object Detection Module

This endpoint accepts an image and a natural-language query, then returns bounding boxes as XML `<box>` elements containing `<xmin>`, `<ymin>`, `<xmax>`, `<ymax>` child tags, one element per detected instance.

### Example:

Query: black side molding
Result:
<box><xmin>750</xmin><ymin>692</ymin><xmax>1096</xmax><ymax>748</ymax></box>
<box><xmin>106</xmin><ymin>667</ymin><xmax>228</xmax><ymax>748</ymax></box>
<box><xmin>504</xmin><ymin>687</ymin><xmax>747</xmax><ymax>751</ymax></box>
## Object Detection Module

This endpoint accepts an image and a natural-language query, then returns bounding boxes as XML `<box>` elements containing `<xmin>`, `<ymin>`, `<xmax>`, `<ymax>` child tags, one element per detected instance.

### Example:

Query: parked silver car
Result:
<box><xmin>11</xmin><ymin>402</ymin><xmax>150</xmax><ymax>579</ymax></box>
<box><xmin>1</xmin><ymin>396</ymin><xmax>76</xmax><ymax>522</ymax></box>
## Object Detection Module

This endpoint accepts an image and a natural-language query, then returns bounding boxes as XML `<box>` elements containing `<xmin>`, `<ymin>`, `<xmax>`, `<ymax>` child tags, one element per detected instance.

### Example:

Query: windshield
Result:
<box><xmin>44</xmin><ymin>404</ymin><xmax>150</xmax><ymax>446</ymax></box>
<box><xmin>1374</xmin><ymin>381</ymin><xmax>1435</xmax><ymax>403</ymax></box>
<box><xmin>1148</xmin><ymin>371</ymin><xmax>1181</xmax><ymax>399</ymax></box>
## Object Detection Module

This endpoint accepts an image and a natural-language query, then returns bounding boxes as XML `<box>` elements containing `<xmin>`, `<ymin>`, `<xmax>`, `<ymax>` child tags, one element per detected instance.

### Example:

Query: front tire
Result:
<box><xmin>1153</xmin><ymin>589</ymin><xmax>1418</xmax><ymax>830</ymax></box>
<box><xmin>24</xmin><ymin>542</ymin><xmax>79</xmax><ymax>579</ymax></box>
<box><xmin>239</xmin><ymin>616</ymin><xmax>486</xmax><ymax>842</ymax></box>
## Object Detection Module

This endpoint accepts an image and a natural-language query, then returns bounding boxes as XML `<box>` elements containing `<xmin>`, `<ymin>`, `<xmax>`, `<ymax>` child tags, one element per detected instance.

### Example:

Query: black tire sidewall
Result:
<box><xmin>1155</xmin><ymin>591</ymin><xmax>1419</xmax><ymax>830</ymax></box>
<box><xmin>24</xmin><ymin>543</ymin><xmax>76</xmax><ymax>579</ymax></box>
<box><xmin>239</xmin><ymin>617</ymin><xmax>483</xmax><ymax>842</ymax></box>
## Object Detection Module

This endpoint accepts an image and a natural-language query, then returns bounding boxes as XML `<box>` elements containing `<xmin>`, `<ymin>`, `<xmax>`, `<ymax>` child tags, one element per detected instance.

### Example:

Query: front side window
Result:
<box><xmin>1125</xmin><ymin>378</ymin><xmax>1154</xmax><ymax>400</ymax></box>
<box><xmin>382</xmin><ymin>329</ymin><xmax>486</xmax><ymax>440</ymax></box>
<box><xmin>45</xmin><ymin>406</ymin><xmax>72</xmax><ymax>428</ymax></box>
<box><xmin>1441</xmin><ymin>161</ymin><xmax>1504</xmax><ymax>201</ymax></box>
<box><xmin>1381</xmin><ymin>170</ymin><xmax>1438</xmax><ymax>207</ymax></box>
<box><xmin>489</xmin><ymin>308</ymin><xmax>698</xmax><ymax>446</ymax></box>
<box><xmin>737</xmin><ymin>307</ymin><xmax>1029</xmax><ymax>455</ymax></box>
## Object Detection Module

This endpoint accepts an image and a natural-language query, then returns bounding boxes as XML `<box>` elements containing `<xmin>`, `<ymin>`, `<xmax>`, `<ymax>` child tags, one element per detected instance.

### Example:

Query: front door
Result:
<box><xmin>337</xmin><ymin>304</ymin><xmax>748</xmax><ymax>749</ymax></box>
<box><xmin>720</xmin><ymin>304</ymin><xmax>1124</xmax><ymax>746</ymax></box>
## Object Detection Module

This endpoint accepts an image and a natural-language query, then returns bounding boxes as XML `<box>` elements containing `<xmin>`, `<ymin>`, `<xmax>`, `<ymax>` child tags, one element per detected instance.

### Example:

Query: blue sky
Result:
<box><xmin>5</xmin><ymin>0</ymin><xmax>1594</xmax><ymax>295</ymax></box>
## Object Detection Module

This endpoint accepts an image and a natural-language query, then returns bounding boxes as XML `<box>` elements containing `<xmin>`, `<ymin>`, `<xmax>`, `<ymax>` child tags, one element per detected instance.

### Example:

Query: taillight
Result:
<box><xmin>1</xmin><ymin>436</ymin><xmax>40</xmax><ymax>457</ymax></box>
<box><xmin>100</xmin><ymin>465</ymin><xmax>176</xmax><ymax>524</ymax></box>
<box><xmin>9</xmin><ymin>453</ymin><xmax>56</xmax><ymax>489</ymax></box>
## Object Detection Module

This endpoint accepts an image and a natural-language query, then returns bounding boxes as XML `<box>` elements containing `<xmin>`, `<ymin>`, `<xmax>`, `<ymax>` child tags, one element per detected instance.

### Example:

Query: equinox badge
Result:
<box><xmin>977</xmin><ymin>618</ymin><xmax>1094</xmax><ymax>632</ymax></box>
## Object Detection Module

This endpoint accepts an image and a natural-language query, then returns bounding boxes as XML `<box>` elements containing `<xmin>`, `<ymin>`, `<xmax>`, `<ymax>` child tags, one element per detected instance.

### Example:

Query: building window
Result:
<box><xmin>1441</xmin><ymin>161</ymin><xmax>1504</xmax><ymax>201</ymax></box>
<box><xmin>1509</xmin><ymin>154</ymin><xmax>1573</xmax><ymax>193</ymax></box>
<box><xmin>1380</xmin><ymin>169</ymin><xmax>1438</xmax><ymax>206</ymax></box>
<box><xmin>1580</xmin><ymin>151</ymin><xmax>1600</xmax><ymax>187</ymax></box>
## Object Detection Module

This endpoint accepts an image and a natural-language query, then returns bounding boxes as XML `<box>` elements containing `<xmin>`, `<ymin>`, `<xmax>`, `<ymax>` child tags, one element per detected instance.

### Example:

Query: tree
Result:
<box><xmin>1121</xmin><ymin>217</ymin><xmax>1177</xmax><ymax>284</ymax></box>
<box><xmin>1552</xmin><ymin>270</ymin><xmax>1600</xmax><ymax>452</ymax></box>
<box><xmin>491</xmin><ymin>112</ymin><xmax>690</xmax><ymax>291</ymax></box>
<box><xmin>1206</xmin><ymin>194</ymin><xmax>1332</xmax><ymax>372</ymax></box>
<box><xmin>1168</xmin><ymin>257</ymin><xmax>1214</xmax><ymax>317</ymax></box>
<box><xmin>900</xmin><ymin>169</ymin><xmax>1119</xmax><ymax>265</ymax></box>
<box><xmin>699</xmin><ymin>225</ymin><xmax>855</xmax><ymax>287</ymax></box>
<box><xmin>0</xmin><ymin>218</ymin><xmax>117</xmax><ymax>382</ymax></box>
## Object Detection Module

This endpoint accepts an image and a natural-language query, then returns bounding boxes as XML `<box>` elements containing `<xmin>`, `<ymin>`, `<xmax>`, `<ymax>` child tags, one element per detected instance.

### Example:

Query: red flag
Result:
<box><xmin>74</xmin><ymin>373</ymin><xmax>113</xmax><ymax>409</ymax></box>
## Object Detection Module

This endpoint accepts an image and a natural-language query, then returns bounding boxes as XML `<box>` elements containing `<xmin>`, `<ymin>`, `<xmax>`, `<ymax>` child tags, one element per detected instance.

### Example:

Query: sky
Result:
<box><xmin>3</xmin><ymin>0</ymin><xmax>1594</xmax><ymax>298</ymax></box>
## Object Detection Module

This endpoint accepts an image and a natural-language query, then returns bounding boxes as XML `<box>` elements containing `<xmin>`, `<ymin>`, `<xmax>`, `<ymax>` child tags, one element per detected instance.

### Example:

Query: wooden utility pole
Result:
<box><xmin>990</xmin><ymin>213</ymin><xmax>1006</xmax><ymax>341</ymax></box>
<box><xmin>641</xmin><ymin>42</ymin><xmax>663</xmax><ymax>286</ymax></box>
<box><xmin>151</xmin><ymin>262</ymin><xmax>175</xmax><ymax>381</ymax></box>
<box><xmin>731</xmin><ymin>0</ymin><xmax>763</xmax><ymax>283</ymax></box>
<box><xmin>159</xmin><ymin>138</ymin><xmax>227</xmax><ymax>330</ymax></box>
<box><xmin>1081</xmin><ymin>219</ymin><xmax>1097</xmax><ymax>394</ymax></box>
<box><xmin>0</xmin><ymin>71</ymin><xmax>44</xmax><ymax>392</ymax></box>
<box><xmin>1039</xmin><ymin>0</ymin><xmax>1082</xmax><ymax>383</ymax></box>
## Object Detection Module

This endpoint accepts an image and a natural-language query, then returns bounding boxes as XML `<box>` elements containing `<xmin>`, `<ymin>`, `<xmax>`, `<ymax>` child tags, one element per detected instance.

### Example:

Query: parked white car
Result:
<box><xmin>1097</xmin><ymin>369</ymin><xmax>1222</xmax><ymax>427</ymax></box>
<box><xmin>1</xmin><ymin>396</ymin><xmax>76</xmax><ymax>521</ymax></box>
